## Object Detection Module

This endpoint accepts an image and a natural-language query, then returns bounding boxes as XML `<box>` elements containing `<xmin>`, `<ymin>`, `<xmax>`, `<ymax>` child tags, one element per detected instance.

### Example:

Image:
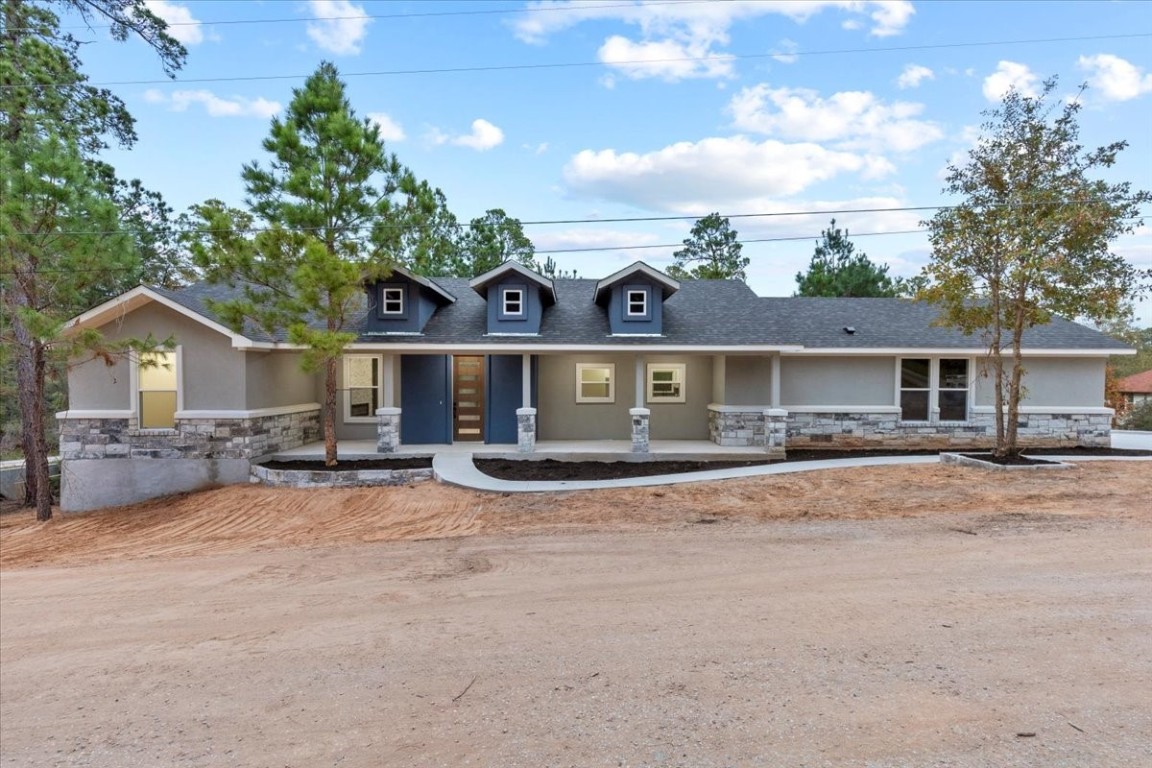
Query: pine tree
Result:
<box><xmin>667</xmin><ymin>213</ymin><xmax>748</xmax><ymax>281</ymax></box>
<box><xmin>794</xmin><ymin>219</ymin><xmax>901</xmax><ymax>297</ymax></box>
<box><xmin>457</xmin><ymin>209</ymin><xmax>537</xmax><ymax>276</ymax></box>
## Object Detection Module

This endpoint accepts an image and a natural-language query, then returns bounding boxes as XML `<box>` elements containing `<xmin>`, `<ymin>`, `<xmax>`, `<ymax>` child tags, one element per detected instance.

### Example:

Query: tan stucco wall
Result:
<box><xmin>780</xmin><ymin>356</ymin><xmax>895</xmax><ymax>406</ymax></box>
<box><xmin>245</xmin><ymin>351</ymin><xmax>319</xmax><ymax>410</ymax></box>
<box><xmin>67</xmin><ymin>302</ymin><xmax>245</xmax><ymax>411</ymax></box>
<box><xmin>973</xmin><ymin>357</ymin><xmax>1105</xmax><ymax>407</ymax></box>
<box><xmin>537</xmin><ymin>353</ymin><xmax>712</xmax><ymax>440</ymax></box>
<box><xmin>723</xmin><ymin>356</ymin><xmax>772</xmax><ymax>405</ymax></box>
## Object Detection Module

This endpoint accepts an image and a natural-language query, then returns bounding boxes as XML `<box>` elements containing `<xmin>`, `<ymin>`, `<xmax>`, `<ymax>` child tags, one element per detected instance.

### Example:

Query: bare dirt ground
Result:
<box><xmin>2</xmin><ymin>463</ymin><xmax>1150</xmax><ymax>767</ymax></box>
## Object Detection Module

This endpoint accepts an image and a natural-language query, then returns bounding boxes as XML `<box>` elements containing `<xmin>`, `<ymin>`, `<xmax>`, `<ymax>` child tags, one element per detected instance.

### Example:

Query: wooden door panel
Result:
<box><xmin>453</xmin><ymin>356</ymin><xmax>485</xmax><ymax>441</ymax></box>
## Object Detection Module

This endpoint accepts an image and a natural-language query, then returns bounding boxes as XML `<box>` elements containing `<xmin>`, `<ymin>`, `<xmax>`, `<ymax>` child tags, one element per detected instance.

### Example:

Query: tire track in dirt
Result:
<box><xmin>2</xmin><ymin>463</ymin><xmax>1148</xmax><ymax>569</ymax></box>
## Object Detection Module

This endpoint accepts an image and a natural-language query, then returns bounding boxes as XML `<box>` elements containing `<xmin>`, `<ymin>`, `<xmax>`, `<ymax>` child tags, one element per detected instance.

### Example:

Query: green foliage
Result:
<box><xmin>1123</xmin><ymin>400</ymin><xmax>1152</xmax><ymax>430</ymax></box>
<box><xmin>188</xmin><ymin>62</ymin><xmax>417</xmax><ymax>464</ymax></box>
<box><xmin>922</xmin><ymin>77</ymin><xmax>1150</xmax><ymax>456</ymax></box>
<box><xmin>389</xmin><ymin>182</ymin><xmax>461</xmax><ymax>276</ymax></box>
<box><xmin>457</xmin><ymin>209</ymin><xmax>537</xmax><ymax>277</ymax></box>
<box><xmin>794</xmin><ymin>219</ymin><xmax>902</xmax><ymax>297</ymax></box>
<box><xmin>540</xmin><ymin>256</ymin><xmax>578</xmax><ymax>279</ymax></box>
<box><xmin>667</xmin><ymin>213</ymin><xmax>749</xmax><ymax>281</ymax></box>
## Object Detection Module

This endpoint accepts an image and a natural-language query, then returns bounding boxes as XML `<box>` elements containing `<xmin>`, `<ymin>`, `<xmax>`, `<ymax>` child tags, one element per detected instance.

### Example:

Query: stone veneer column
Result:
<box><xmin>376</xmin><ymin>407</ymin><xmax>401</xmax><ymax>453</ymax></box>
<box><xmin>516</xmin><ymin>407</ymin><xmax>537</xmax><ymax>453</ymax></box>
<box><xmin>630</xmin><ymin>407</ymin><xmax>650</xmax><ymax>453</ymax></box>
<box><xmin>764</xmin><ymin>408</ymin><xmax>788</xmax><ymax>458</ymax></box>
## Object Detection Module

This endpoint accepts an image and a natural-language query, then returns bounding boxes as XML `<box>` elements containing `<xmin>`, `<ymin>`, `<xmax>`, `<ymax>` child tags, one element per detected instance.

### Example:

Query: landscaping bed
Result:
<box><xmin>252</xmin><ymin>457</ymin><xmax>433</xmax><ymax>488</ymax></box>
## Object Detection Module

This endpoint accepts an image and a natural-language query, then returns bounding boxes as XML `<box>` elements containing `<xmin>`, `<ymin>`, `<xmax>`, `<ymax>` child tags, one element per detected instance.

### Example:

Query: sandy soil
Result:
<box><xmin>1</xmin><ymin>463</ymin><xmax>1150</xmax><ymax>767</ymax></box>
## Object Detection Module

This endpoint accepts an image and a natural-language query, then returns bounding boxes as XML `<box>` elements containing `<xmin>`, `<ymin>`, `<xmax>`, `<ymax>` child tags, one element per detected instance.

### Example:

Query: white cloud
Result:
<box><xmin>522</xmin><ymin>142</ymin><xmax>549</xmax><ymax>155</ymax></box>
<box><xmin>771</xmin><ymin>39</ymin><xmax>799</xmax><ymax>65</ymax></box>
<box><xmin>597</xmin><ymin>35</ymin><xmax>734</xmax><ymax>81</ymax></box>
<box><xmin>144</xmin><ymin>89</ymin><xmax>281</xmax><ymax>118</ymax></box>
<box><xmin>513</xmin><ymin>1</ymin><xmax>913</xmax><ymax>81</ymax></box>
<box><xmin>432</xmin><ymin>119</ymin><xmax>505</xmax><ymax>151</ymax></box>
<box><xmin>533</xmin><ymin>228</ymin><xmax>663</xmax><ymax>252</ymax></box>
<box><xmin>982</xmin><ymin>61</ymin><xmax>1040</xmax><ymax>102</ymax></box>
<box><xmin>896</xmin><ymin>64</ymin><xmax>934</xmax><ymax>89</ymax></box>
<box><xmin>366</xmin><ymin>112</ymin><xmax>405</xmax><ymax>142</ymax></box>
<box><xmin>144</xmin><ymin>0</ymin><xmax>208</xmax><ymax>45</ymax></box>
<box><xmin>563</xmin><ymin>136</ymin><xmax>894</xmax><ymax>212</ymax></box>
<box><xmin>728</xmin><ymin>85</ymin><xmax>943</xmax><ymax>153</ymax></box>
<box><xmin>1078</xmin><ymin>54</ymin><xmax>1152</xmax><ymax>102</ymax></box>
<box><xmin>306</xmin><ymin>0</ymin><xmax>371</xmax><ymax>56</ymax></box>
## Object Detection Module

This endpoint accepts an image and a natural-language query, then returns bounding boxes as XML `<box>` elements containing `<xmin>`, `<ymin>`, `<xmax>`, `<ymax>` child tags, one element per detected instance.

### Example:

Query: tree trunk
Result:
<box><xmin>1005</xmin><ymin>301</ymin><xmax>1029</xmax><ymax>457</ymax></box>
<box><xmin>12</xmin><ymin>316</ymin><xmax>53</xmax><ymax>520</ymax></box>
<box><xmin>323</xmin><ymin>355</ymin><xmax>338</xmax><ymax>466</ymax></box>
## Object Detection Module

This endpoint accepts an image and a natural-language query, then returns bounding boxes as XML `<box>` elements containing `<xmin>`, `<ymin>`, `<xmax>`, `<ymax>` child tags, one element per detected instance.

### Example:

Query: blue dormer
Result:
<box><xmin>470</xmin><ymin>261</ymin><xmax>556</xmax><ymax>335</ymax></box>
<box><xmin>363</xmin><ymin>266</ymin><xmax>455</xmax><ymax>334</ymax></box>
<box><xmin>593</xmin><ymin>262</ymin><xmax>680</xmax><ymax>335</ymax></box>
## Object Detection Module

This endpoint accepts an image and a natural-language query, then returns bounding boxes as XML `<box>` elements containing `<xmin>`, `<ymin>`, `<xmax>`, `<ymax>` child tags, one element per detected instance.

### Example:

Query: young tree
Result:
<box><xmin>922</xmin><ymin>78</ymin><xmax>1150</xmax><ymax>457</ymax></box>
<box><xmin>795</xmin><ymin>219</ymin><xmax>901</xmax><ymax>297</ymax></box>
<box><xmin>189</xmin><ymin>62</ymin><xmax>414</xmax><ymax>466</ymax></box>
<box><xmin>389</xmin><ymin>182</ymin><xmax>461</xmax><ymax>276</ymax></box>
<box><xmin>667</xmin><ymin>213</ymin><xmax>749</xmax><ymax>281</ymax></box>
<box><xmin>0</xmin><ymin>0</ymin><xmax>184</xmax><ymax>520</ymax></box>
<box><xmin>457</xmin><ymin>209</ymin><xmax>537</xmax><ymax>276</ymax></box>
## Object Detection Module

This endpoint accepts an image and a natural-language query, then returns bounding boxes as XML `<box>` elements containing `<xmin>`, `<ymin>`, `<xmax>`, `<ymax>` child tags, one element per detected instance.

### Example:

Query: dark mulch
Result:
<box><xmin>958</xmin><ymin>453</ymin><xmax>1062</xmax><ymax>466</ymax></box>
<box><xmin>475</xmin><ymin>446</ymin><xmax>1148</xmax><ymax>482</ymax></box>
<box><xmin>259</xmin><ymin>458</ymin><xmax>433</xmax><ymax>471</ymax></box>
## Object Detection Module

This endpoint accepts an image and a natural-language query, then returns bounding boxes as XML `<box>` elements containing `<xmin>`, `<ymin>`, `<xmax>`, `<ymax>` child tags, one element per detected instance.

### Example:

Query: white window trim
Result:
<box><xmin>646</xmin><ymin>363</ymin><xmax>686</xmax><ymax>404</ymax></box>
<box><xmin>895</xmin><ymin>356</ymin><xmax>973</xmax><ymax>424</ymax></box>
<box><xmin>344</xmin><ymin>354</ymin><xmax>382</xmax><ymax>423</ymax></box>
<box><xmin>502</xmin><ymin>288</ymin><xmax>525</xmax><ymax>317</ymax></box>
<box><xmin>380</xmin><ymin>286</ymin><xmax>405</xmax><ymax>316</ymax></box>
<box><xmin>576</xmin><ymin>363</ymin><xmax>615</xmax><ymax>404</ymax></box>
<box><xmin>131</xmin><ymin>346</ymin><xmax>183</xmax><ymax>430</ymax></box>
<box><xmin>626</xmin><ymin>289</ymin><xmax>648</xmax><ymax>317</ymax></box>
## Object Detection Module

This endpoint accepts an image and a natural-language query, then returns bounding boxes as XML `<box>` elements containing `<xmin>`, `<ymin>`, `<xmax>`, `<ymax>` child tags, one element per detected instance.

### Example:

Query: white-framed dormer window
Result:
<box><xmin>502</xmin><ymin>288</ymin><xmax>524</xmax><ymax>317</ymax></box>
<box><xmin>576</xmin><ymin>363</ymin><xmax>615</xmax><ymax>403</ymax></box>
<box><xmin>898</xmin><ymin>357</ymin><xmax>970</xmax><ymax>423</ymax></box>
<box><xmin>344</xmin><ymin>355</ymin><xmax>380</xmax><ymax>422</ymax></box>
<box><xmin>380</xmin><ymin>286</ymin><xmax>405</xmax><ymax>316</ymax></box>
<box><xmin>626</xmin><ymin>289</ymin><xmax>648</xmax><ymax>317</ymax></box>
<box><xmin>136</xmin><ymin>348</ymin><xmax>181</xmax><ymax>430</ymax></box>
<box><xmin>647</xmin><ymin>363</ymin><xmax>686</xmax><ymax>404</ymax></box>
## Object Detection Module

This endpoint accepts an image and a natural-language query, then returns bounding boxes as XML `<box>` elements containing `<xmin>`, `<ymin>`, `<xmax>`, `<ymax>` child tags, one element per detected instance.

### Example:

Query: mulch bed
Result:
<box><xmin>260</xmin><ymin>458</ymin><xmax>433</xmax><ymax>471</ymax></box>
<box><xmin>476</xmin><ymin>446</ymin><xmax>1149</xmax><ymax>482</ymax></box>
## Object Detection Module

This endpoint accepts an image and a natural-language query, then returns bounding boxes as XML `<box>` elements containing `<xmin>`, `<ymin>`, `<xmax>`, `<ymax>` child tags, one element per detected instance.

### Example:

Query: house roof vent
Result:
<box><xmin>843</xmin><ymin>326</ymin><xmax>856</xmax><ymax>335</ymax></box>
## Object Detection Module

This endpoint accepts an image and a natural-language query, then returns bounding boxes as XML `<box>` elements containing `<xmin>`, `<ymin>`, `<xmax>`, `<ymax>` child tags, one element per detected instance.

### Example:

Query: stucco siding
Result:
<box><xmin>780</xmin><ymin>356</ymin><xmax>895</xmax><ymax>407</ymax></box>
<box><xmin>972</xmin><ymin>357</ymin><xmax>1105</xmax><ymax>407</ymax></box>
<box><xmin>245</xmin><ymin>352</ymin><xmax>318</xmax><ymax>409</ymax></box>
<box><xmin>723</xmin><ymin>356</ymin><xmax>772</xmax><ymax>405</ymax></box>
<box><xmin>68</xmin><ymin>302</ymin><xmax>244</xmax><ymax>411</ymax></box>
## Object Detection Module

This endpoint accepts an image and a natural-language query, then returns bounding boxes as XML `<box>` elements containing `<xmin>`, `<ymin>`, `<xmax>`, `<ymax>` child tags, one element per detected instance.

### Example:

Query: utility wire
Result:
<box><xmin>3</xmin><ymin>32</ymin><xmax>1148</xmax><ymax>89</ymax></box>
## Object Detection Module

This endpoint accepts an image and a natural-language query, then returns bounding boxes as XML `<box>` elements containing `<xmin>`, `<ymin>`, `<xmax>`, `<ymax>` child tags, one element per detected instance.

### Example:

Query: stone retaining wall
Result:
<box><xmin>251</xmin><ymin>463</ymin><xmax>432</xmax><ymax>488</ymax></box>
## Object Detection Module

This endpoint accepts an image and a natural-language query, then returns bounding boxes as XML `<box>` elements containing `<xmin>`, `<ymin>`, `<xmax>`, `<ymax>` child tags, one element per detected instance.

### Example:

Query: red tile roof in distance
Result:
<box><xmin>1117</xmin><ymin>369</ymin><xmax>1152</xmax><ymax>394</ymax></box>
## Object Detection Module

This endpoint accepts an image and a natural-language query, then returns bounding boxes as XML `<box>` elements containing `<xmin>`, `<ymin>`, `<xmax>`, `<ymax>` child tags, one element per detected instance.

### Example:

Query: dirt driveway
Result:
<box><xmin>2</xmin><ymin>463</ymin><xmax>1150</xmax><ymax>767</ymax></box>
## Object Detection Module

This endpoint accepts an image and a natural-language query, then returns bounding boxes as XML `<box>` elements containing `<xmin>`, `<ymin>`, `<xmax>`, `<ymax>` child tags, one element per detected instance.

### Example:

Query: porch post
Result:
<box><xmin>517</xmin><ymin>353</ymin><xmax>535</xmax><ymax>452</ymax></box>
<box><xmin>382</xmin><ymin>354</ymin><xmax>396</xmax><ymax>407</ymax></box>
<box><xmin>634</xmin><ymin>355</ymin><xmax>645</xmax><ymax>409</ymax></box>
<box><xmin>765</xmin><ymin>408</ymin><xmax>787</xmax><ymax>458</ymax></box>
<box><xmin>770</xmin><ymin>354</ymin><xmax>781</xmax><ymax>408</ymax></box>
<box><xmin>376</xmin><ymin>407</ymin><xmax>401</xmax><ymax>453</ymax></box>
<box><xmin>630</xmin><ymin>408</ymin><xmax>651</xmax><ymax>453</ymax></box>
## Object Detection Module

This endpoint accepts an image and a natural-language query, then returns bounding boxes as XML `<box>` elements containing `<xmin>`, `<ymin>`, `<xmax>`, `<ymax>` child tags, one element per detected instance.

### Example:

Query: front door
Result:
<box><xmin>453</xmin><ymin>356</ymin><xmax>485</xmax><ymax>441</ymax></box>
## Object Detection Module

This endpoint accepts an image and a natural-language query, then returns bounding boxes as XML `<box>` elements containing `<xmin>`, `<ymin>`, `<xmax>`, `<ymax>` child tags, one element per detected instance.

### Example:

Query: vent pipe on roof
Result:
<box><xmin>843</xmin><ymin>326</ymin><xmax>856</xmax><ymax>335</ymax></box>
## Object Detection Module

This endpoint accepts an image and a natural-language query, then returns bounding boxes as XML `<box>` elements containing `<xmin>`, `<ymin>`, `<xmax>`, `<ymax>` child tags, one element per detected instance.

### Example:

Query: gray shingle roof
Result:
<box><xmin>150</xmin><ymin>279</ymin><xmax>1129</xmax><ymax>351</ymax></box>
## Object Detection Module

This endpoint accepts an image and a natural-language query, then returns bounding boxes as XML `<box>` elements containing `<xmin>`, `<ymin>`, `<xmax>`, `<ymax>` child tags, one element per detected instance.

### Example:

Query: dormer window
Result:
<box><xmin>502</xmin><ymin>288</ymin><xmax>524</xmax><ymax>317</ymax></box>
<box><xmin>379</xmin><ymin>285</ymin><xmax>406</xmax><ymax>318</ymax></box>
<box><xmin>626</xmin><ymin>289</ymin><xmax>648</xmax><ymax>317</ymax></box>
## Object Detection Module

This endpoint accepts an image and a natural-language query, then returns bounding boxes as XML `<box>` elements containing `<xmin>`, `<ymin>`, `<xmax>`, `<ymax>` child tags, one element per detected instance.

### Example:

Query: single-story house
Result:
<box><xmin>1116</xmin><ymin>369</ymin><xmax>1152</xmax><ymax>407</ymax></box>
<box><xmin>59</xmin><ymin>260</ymin><xmax>1130</xmax><ymax>511</ymax></box>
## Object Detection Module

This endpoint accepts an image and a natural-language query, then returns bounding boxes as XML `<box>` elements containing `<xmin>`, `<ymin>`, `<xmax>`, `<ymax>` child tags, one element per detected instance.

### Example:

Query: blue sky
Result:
<box><xmin>71</xmin><ymin>0</ymin><xmax>1152</xmax><ymax>325</ymax></box>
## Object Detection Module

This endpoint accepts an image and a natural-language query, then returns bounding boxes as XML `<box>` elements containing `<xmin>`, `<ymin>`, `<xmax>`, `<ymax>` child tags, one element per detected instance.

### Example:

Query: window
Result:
<box><xmin>344</xmin><ymin>356</ymin><xmax>380</xmax><ymax>421</ymax></box>
<box><xmin>647</xmin><ymin>363</ymin><xmax>686</xmax><ymax>404</ymax></box>
<box><xmin>502</xmin><ymin>288</ymin><xmax>524</xmax><ymax>317</ymax></box>
<box><xmin>138</xmin><ymin>351</ymin><xmax>178</xmax><ymax>429</ymax></box>
<box><xmin>576</xmin><ymin>363</ymin><xmax>615</xmax><ymax>403</ymax></box>
<box><xmin>626</xmin><ymin>289</ymin><xmax>648</xmax><ymax>318</ymax></box>
<box><xmin>380</xmin><ymin>285</ymin><xmax>405</xmax><ymax>316</ymax></box>
<box><xmin>899</xmin><ymin>358</ymin><xmax>969</xmax><ymax>422</ymax></box>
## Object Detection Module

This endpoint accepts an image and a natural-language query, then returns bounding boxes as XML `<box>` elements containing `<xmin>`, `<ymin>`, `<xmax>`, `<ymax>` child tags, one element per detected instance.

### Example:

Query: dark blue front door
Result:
<box><xmin>400</xmin><ymin>355</ymin><xmax>451</xmax><ymax>444</ymax></box>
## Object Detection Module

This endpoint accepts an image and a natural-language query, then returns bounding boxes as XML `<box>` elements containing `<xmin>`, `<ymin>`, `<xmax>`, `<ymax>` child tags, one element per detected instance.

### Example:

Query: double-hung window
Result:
<box><xmin>626</xmin><ymin>289</ymin><xmax>648</xmax><ymax>318</ymax></box>
<box><xmin>380</xmin><ymin>286</ymin><xmax>405</xmax><ymax>317</ymax></box>
<box><xmin>899</xmin><ymin>358</ymin><xmax>970</xmax><ymax>422</ymax></box>
<box><xmin>647</xmin><ymin>363</ymin><xmax>686</xmax><ymax>404</ymax></box>
<box><xmin>576</xmin><ymin>363</ymin><xmax>615</xmax><ymax>403</ymax></box>
<box><xmin>502</xmin><ymin>288</ymin><xmax>524</xmax><ymax>317</ymax></box>
<box><xmin>345</xmin><ymin>356</ymin><xmax>380</xmax><ymax>421</ymax></box>
<box><xmin>138</xmin><ymin>351</ymin><xmax>178</xmax><ymax>429</ymax></box>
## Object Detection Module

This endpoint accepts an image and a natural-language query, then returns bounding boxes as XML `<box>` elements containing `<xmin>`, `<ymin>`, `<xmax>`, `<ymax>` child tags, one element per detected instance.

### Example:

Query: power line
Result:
<box><xmin>4</xmin><ymin>32</ymin><xmax>1147</xmax><ymax>89</ymax></box>
<box><xmin>534</xmin><ymin>228</ymin><xmax>929</xmax><ymax>255</ymax></box>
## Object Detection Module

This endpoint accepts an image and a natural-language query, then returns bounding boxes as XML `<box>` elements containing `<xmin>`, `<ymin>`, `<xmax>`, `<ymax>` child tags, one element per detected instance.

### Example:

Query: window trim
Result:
<box><xmin>378</xmin><ymin>284</ymin><xmax>407</xmax><ymax>318</ymax></box>
<box><xmin>132</xmin><ymin>346</ymin><xmax>182</xmax><ymax>430</ymax></box>
<box><xmin>575</xmin><ymin>363</ymin><xmax>615</xmax><ymax>404</ymax></box>
<box><xmin>896</xmin><ymin>357</ymin><xmax>972</xmax><ymax>424</ymax></box>
<box><xmin>646</xmin><ymin>363</ymin><xmax>686</xmax><ymax>404</ymax></box>
<box><xmin>344</xmin><ymin>354</ymin><xmax>382</xmax><ymax>423</ymax></box>
<box><xmin>625</xmin><ymin>287</ymin><xmax>649</xmax><ymax>319</ymax></box>
<box><xmin>500</xmin><ymin>286</ymin><xmax>526</xmax><ymax>319</ymax></box>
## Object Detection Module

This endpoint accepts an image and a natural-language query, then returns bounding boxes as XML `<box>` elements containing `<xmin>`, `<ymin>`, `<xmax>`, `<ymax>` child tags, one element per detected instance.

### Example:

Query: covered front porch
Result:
<box><xmin>270</xmin><ymin>439</ymin><xmax>769</xmax><ymax>463</ymax></box>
